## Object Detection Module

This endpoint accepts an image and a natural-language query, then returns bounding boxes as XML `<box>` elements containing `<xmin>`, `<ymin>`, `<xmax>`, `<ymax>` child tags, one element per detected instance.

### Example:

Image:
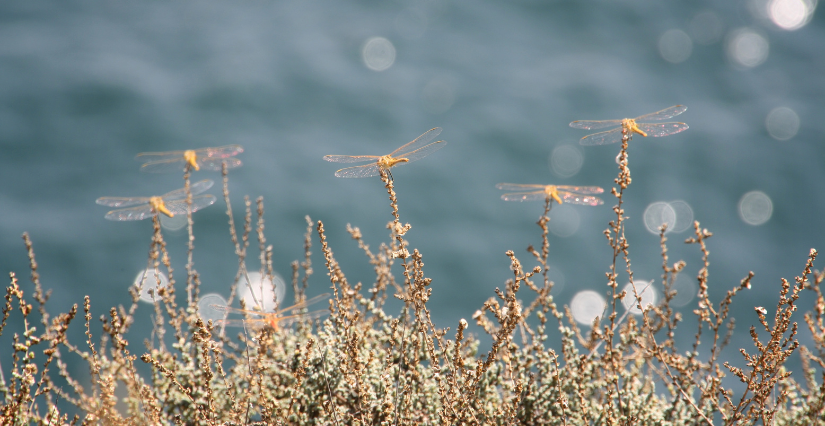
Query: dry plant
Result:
<box><xmin>2</xmin><ymin>121</ymin><xmax>825</xmax><ymax>426</ymax></box>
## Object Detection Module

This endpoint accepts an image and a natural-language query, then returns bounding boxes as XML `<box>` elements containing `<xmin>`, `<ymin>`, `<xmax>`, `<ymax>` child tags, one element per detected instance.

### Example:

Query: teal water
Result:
<box><xmin>1</xmin><ymin>0</ymin><xmax>823</xmax><ymax>397</ymax></box>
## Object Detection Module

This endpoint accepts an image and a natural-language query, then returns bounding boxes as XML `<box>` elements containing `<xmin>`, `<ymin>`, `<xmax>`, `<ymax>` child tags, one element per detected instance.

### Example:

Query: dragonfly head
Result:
<box><xmin>184</xmin><ymin>150</ymin><xmax>200</xmax><ymax>171</ymax></box>
<box><xmin>149</xmin><ymin>196</ymin><xmax>174</xmax><ymax>217</ymax></box>
<box><xmin>544</xmin><ymin>185</ymin><xmax>563</xmax><ymax>204</ymax></box>
<box><xmin>378</xmin><ymin>155</ymin><xmax>409</xmax><ymax>169</ymax></box>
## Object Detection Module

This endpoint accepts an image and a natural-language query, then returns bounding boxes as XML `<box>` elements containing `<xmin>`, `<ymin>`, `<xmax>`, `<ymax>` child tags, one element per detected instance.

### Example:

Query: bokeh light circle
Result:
<box><xmin>727</xmin><ymin>28</ymin><xmax>769</xmax><ymax>68</ymax></box>
<box><xmin>658</xmin><ymin>29</ymin><xmax>693</xmax><ymax>63</ymax></box>
<box><xmin>362</xmin><ymin>37</ymin><xmax>396</xmax><ymax>71</ymax></box>
<box><xmin>765</xmin><ymin>106</ymin><xmax>800</xmax><ymax>140</ymax></box>
<box><xmin>668</xmin><ymin>200</ymin><xmax>695</xmax><ymax>233</ymax></box>
<box><xmin>133</xmin><ymin>269</ymin><xmax>168</xmax><ymax>303</ymax></box>
<box><xmin>549</xmin><ymin>145</ymin><xmax>584</xmax><ymax>178</ymax></box>
<box><xmin>570</xmin><ymin>290</ymin><xmax>606</xmax><ymax>326</ymax></box>
<box><xmin>738</xmin><ymin>191</ymin><xmax>773</xmax><ymax>225</ymax></box>
<box><xmin>621</xmin><ymin>281</ymin><xmax>657</xmax><ymax>315</ymax></box>
<box><xmin>197</xmin><ymin>293</ymin><xmax>228</xmax><ymax>323</ymax></box>
<box><xmin>669</xmin><ymin>274</ymin><xmax>697</xmax><ymax>308</ymax></box>
<box><xmin>768</xmin><ymin>0</ymin><xmax>816</xmax><ymax>30</ymax></box>
<box><xmin>643</xmin><ymin>202</ymin><xmax>677</xmax><ymax>234</ymax></box>
<box><xmin>548</xmin><ymin>204</ymin><xmax>581</xmax><ymax>237</ymax></box>
<box><xmin>159</xmin><ymin>213</ymin><xmax>187</xmax><ymax>231</ymax></box>
<box><xmin>239</xmin><ymin>271</ymin><xmax>287</xmax><ymax>312</ymax></box>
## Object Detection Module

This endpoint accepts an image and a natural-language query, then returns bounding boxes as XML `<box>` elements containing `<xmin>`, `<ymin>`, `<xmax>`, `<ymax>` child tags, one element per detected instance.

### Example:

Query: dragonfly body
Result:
<box><xmin>569</xmin><ymin>105</ymin><xmax>688</xmax><ymax>146</ymax></box>
<box><xmin>496</xmin><ymin>184</ymin><xmax>604</xmax><ymax>206</ymax></box>
<box><xmin>324</xmin><ymin>128</ymin><xmax>445</xmax><ymax>178</ymax></box>
<box><xmin>96</xmin><ymin>179</ymin><xmax>216</xmax><ymax>221</ymax></box>
<box><xmin>136</xmin><ymin>145</ymin><xmax>244</xmax><ymax>173</ymax></box>
<box><xmin>210</xmin><ymin>293</ymin><xmax>331</xmax><ymax>331</ymax></box>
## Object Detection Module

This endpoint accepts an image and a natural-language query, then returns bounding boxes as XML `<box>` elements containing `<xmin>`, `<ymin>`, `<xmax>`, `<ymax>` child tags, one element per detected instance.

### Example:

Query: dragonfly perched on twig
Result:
<box><xmin>96</xmin><ymin>180</ymin><xmax>216</xmax><ymax>221</ymax></box>
<box><xmin>136</xmin><ymin>145</ymin><xmax>244</xmax><ymax>173</ymax></box>
<box><xmin>569</xmin><ymin>105</ymin><xmax>688</xmax><ymax>146</ymax></box>
<box><xmin>323</xmin><ymin>128</ymin><xmax>446</xmax><ymax>179</ymax></box>
<box><xmin>209</xmin><ymin>293</ymin><xmax>331</xmax><ymax>331</ymax></box>
<box><xmin>496</xmin><ymin>184</ymin><xmax>604</xmax><ymax>206</ymax></box>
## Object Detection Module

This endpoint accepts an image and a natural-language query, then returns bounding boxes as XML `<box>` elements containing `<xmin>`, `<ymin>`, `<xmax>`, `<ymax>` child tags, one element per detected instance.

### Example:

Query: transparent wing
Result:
<box><xmin>555</xmin><ymin>186</ymin><xmax>604</xmax><ymax>195</ymax></box>
<box><xmin>636</xmin><ymin>122</ymin><xmax>689</xmax><ymax>137</ymax></box>
<box><xmin>500</xmin><ymin>191</ymin><xmax>547</xmax><ymax>202</ymax></box>
<box><xmin>495</xmin><ymin>183</ymin><xmax>547</xmax><ymax>191</ymax></box>
<box><xmin>197</xmin><ymin>144</ymin><xmax>244</xmax><ymax>158</ymax></box>
<box><xmin>164</xmin><ymin>195</ymin><xmax>217</xmax><ymax>215</ymax></box>
<box><xmin>275</xmin><ymin>293</ymin><xmax>331</xmax><ymax>316</ymax></box>
<box><xmin>215</xmin><ymin>310</ymin><xmax>328</xmax><ymax>329</ymax></box>
<box><xmin>139</xmin><ymin>158</ymin><xmax>188</xmax><ymax>173</ymax></box>
<box><xmin>135</xmin><ymin>150</ymin><xmax>187</xmax><ymax>162</ymax></box>
<box><xmin>395</xmin><ymin>140</ymin><xmax>446</xmax><ymax>163</ymax></box>
<box><xmin>210</xmin><ymin>304</ymin><xmax>267</xmax><ymax>316</ymax></box>
<box><xmin>569</xmin><ymin>119</ymin><xmax>622</xmax><ymax>130</ymax></box>
<box><xmin>198</xmin><ymin>157</ymin><xmax>242</xmax><ymax>171</ymax></box>
<box><xmin>389</xmin><ymin>128</ymin><xmax>443</xmax><ymax>158</ymax></box>
<box><xmin>161</xmin><ymin>180</ymin><xmax>214</xmax><ymax>200</ymax></box>
<box><xmin>104</xmin><ymin>205</ymin><xmax>155</xmax><ymax>221</ymax></box>
<box><xmin>274</xmin><ymin>310</ymin><xmax>329</xmax><ymax>327</ymax></box>
<box><xmin>213</xmin><ymin>319</ymin><xmax>260</xmax><ymax>328</ymax></box>
<box><xmin>323</xmin><ymin>155</ymin><xmax>381</xmax><ymax>164</ymax></box>
<box><xmin>96</xmin><ymin>196</ymin><xmax>150</xmax><ymax>208</ymax></box>
<box><xmin>334</xmin><ymin>164</ymin><xmax>381</xmax><ymax>178</ymax></box>
<box><xmin>579</xmin><ymin>128</ymin><xmax>624</xmax><ymax>146</ymax></box>
<box><xmin>559</xmin><ymin>192</ymin><xmax>604</xmax><ymax>206</ymax></box>
<box><xmin>634</xmin><ymin>105</ymin><xmax>687</xmax><ymax>121</ymax></box>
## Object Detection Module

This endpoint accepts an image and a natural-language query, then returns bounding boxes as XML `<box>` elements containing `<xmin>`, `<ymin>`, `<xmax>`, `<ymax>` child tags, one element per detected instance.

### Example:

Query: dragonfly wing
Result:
<box><xmin>165</xmin><ymin>195</ymin><xmax>216</xmax><ymax>215</ymax></box>
<box><xmin>495</xmin><ymin>183</ymin><xmax>546</xmax><ymax>191</ymax></box>
<box><xmin>569</xmin><ymin>119</ymin><xmax>622</xmax><ymax>130</ymax></box>
<box><xmin>104</xmin><ymin>205</ymin><xmax>155</xmax><ymax>221</ymax></box>
<box><xmin>161</xmin><ymin>180</ymin><xmax>214</xmax><ymax>200</ymax></box>
<box><xmin>96</xmin><ymin>197</ymin><xmax>150</xmax><ymax>208</ymax></box>
<box><xmin>334</xmin><ymin>164</ymin><xmax>381</xmax><ymax>178</ymax></box>
<box><xmin>396</xmin><ymin>140</ymin><xmax>446</xmax><ymax>163</ymax></box>
<box><xmin>634</xmin><ymin>105</ymin><xmax>687</xmax><ymax>121</ymax></box>
<box><xmin>579</xmin><ymin>128</ymin><xmax>623</xmax><ymax>146</ymax></box>
<box><xmin>323</xmin><ymin>155</ymin><xmax>380</xmax><ymax>164</ymax></box>
<box><xmin>276</xmin><ymin>293</ymin><xmax>331</xmax><ymax>316</ymax></box>
<box><xmin>198</xmin><ymin>157</ymin><xmax>242</xmax><ymax>171</ymax></box>
<box><xmin>389</xmin><ymin>128</ymin><xmax>443</xmax><ymax>158</ymax></box>
<box><xmin>556</xmin><ymin>186</ymin><xmax>604</xmax><ymax>195</ymax></box>
<box><xmin>199</xmin><ymin>144</ymin><xmax>244</xmax><ymax>158</ymax></box>
<box><xmin>135</xmin><ymin>150</ymin><xmax>186</xmax><ymax>162</ymax></box>
<box><xmin>636</xmin><ymin>122</ymin><xmax>689</xmax><ymax>137</ymax></box>
<box><xmin>500</xmin><ymin>191</ymin><xmax>547</xmax><ymax>202</ymax></box>
<box><xmin>275</xmin><ymin>310</ymin><xmax>329</xmax><ymax>327</ymax></box>
<box><xmin>560</xmin><ymin>192</ymin><xmax>604</xmax><ymax>206</ymax></box>
<box><xmin>139</xmin><ymin>158</ymin><xmax>188</xmax><ymax>173</ymax></box>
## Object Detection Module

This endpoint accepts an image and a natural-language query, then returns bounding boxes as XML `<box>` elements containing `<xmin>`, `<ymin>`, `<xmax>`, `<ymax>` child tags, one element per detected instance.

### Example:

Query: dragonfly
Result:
<box><xmin>96</xmin><ymin>179</ymin><xmax>216</xmax><ymax>221</ymax></box>
<box><xmin>323</xmin><ymin>128</ymin><xmax>446</xmax><ymax>178</ymax></box>
<box><xmin>569</xmin><ymin>105</ymin><xmax>689</xmax><ymax>146</ymax></box>
<box><xmin>496</xmin><ymin>184</ymin><xmax>604</xmax><ymax>205</ymax></box>
<box><xmin>135</xmin><ymin>145</ymin><xmax>244</xmax><ymax>173</ymax></box>
<box><xmin>209</xmin><ymin>293</ymin><xmax>331</xmax><ymax>331</ymax></box>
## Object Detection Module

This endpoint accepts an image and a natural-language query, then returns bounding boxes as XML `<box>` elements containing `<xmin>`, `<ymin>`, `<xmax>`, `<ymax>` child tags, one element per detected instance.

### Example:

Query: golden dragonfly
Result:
<box><xmin>569</xmin><ymin>105</ymin><xmax>688</xmax><ymax>146</ymax></box>
<box><xmin>496</xmin><ymin>184</ymin><xmax>604</xmax><ymax>205</ymax></box>
<box><xmin>135</xmin><ymin>145</ymin><xmax>244</xmax><ymax>173</ymax></box>
<box><xmin>209</xmin><ymin>293</ymin><xmax>330</xmax><ymax>331</ymax></box>
<box><xmin>96</xmin><ymin>179</ymin><xmax>216</xmax><ymax>221</ymax></box>
<box><xmin>324</xmin><ymin>128</ymin><xmax>446</xmax><ymax>178</ymax></box>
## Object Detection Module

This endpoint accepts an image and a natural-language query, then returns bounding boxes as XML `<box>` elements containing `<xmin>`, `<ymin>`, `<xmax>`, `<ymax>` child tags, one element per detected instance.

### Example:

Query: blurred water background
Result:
<box><xmin>1</xmin><ymin>0</ymin><xmax>823</xmax><ymax>396</ymax></box>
